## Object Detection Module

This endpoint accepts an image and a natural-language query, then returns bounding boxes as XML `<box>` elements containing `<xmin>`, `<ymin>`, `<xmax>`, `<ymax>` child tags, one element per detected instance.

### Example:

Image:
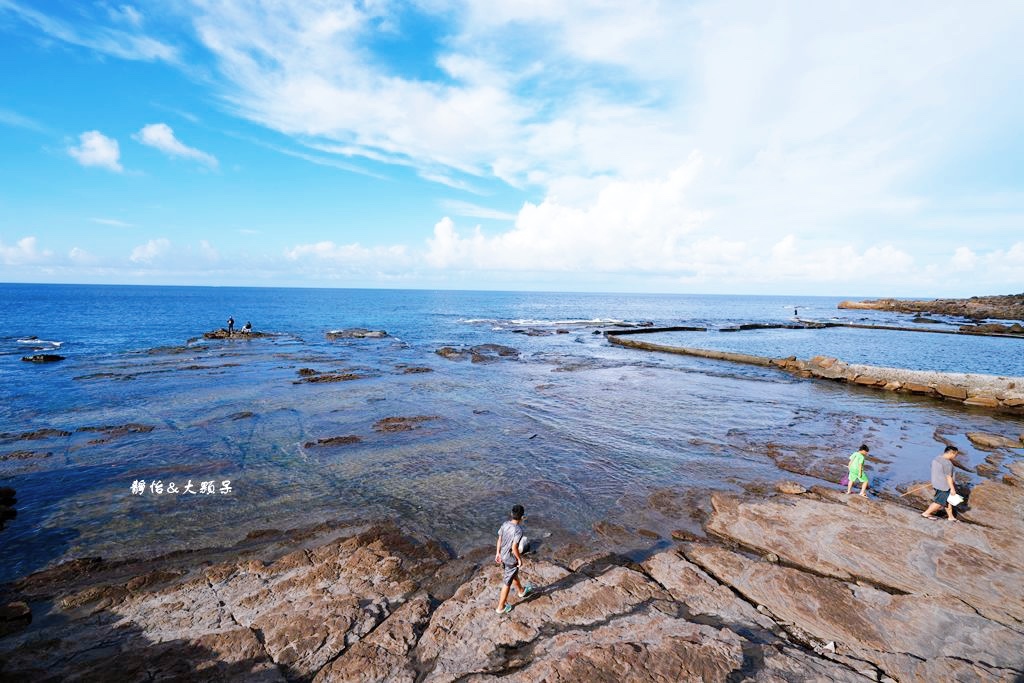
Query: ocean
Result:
<box><xmin>2</xmin><ymin>284</ymin><xmax>1022</xmax><ymax>583</ymax></box>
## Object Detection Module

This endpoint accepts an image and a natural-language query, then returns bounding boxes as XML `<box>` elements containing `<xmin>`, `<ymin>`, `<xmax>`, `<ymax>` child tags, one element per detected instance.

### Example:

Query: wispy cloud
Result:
<box><xmin>68</xmin><ymin>130</ymin><xmax>122</xmax><ymax>172</ymax></box>
<box><xmin>0</xmin><ymin>0</ymin><xmax>176</xmax><ymax>62</ymax></box>
<box><xmin>0</xmin><ymin>107</ymin><xmax>47</xmax><ymax>133</ymax></box>
<box><xmin>105</xmin><ymin>4</ymin><xmax>143</xmax><ymax>28</ymax></box>
<box><xmin>91</xmin><ymin>217</ymin><xmax>134</xmax><ymax>228</ymax></box>
<box><xmin>133</xmin><ymin>123</ymin><xmax>218</xmax><ymax>168</ymax></box>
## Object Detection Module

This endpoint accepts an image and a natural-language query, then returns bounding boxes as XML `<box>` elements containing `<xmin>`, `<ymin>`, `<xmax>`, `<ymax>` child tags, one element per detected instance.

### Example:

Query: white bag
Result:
<box><xmin>947</xmin><ymin>493</ymin><xmax>964</xmax><ymax>506</ymax></box>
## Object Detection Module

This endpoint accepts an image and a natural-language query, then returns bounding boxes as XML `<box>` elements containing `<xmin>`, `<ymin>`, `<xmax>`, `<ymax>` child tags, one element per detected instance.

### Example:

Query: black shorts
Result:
<box><xmin>933</xmin><ymin>489</ymin><xmax>950</xmax><ymax>506</ymax></box>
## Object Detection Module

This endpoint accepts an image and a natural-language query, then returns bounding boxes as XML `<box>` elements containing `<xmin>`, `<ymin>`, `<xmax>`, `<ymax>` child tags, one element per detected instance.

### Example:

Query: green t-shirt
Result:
<box><xmin>848</xmin><ymin>451</ymin><xmax>865</xmax><ymax>476</ymax></box>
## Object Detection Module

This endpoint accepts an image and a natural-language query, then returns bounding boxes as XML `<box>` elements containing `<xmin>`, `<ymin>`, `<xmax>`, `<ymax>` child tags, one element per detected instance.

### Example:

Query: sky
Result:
<box><xmin>1</xmin><ymin>1</ymin><xmax>1022</xmax><ymax>296</ymax></box>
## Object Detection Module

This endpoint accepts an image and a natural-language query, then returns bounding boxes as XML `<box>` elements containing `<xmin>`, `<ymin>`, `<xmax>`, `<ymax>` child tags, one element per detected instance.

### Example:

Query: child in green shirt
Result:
<box><xmin>846</xmin><ymin>444</ymin><xmax>869</xmax><ymax>497</ymax></box>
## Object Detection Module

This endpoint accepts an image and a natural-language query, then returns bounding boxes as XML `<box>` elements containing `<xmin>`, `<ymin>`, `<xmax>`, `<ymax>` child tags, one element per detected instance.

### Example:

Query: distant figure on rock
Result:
<box><xmin>922</xmin><ymin>446</ymin><xmax>960</xmax><ymax>521</ymax></box>
<box><xmin>494</xmin><ymin>504</ymin><xmax>533</xmax><ymax>614</ymax></box>
<box><xmin>793</xmin><ymin>307</ymin><xmax>799</xmax><ymax>318</ymax></box>
<box><xmin>227</xmin><ymin>317</ymin><xmax>234</xmax><ymax>336</ymax></box>
<box><xmin>241</xmin><ymin>321</ymin><xmax>252</xmax><ymax>335</ymax></box>
<box><xmin>846</xmin><ymin>444</ymin><xmax>870</xmax><ymax>496</ymax></box>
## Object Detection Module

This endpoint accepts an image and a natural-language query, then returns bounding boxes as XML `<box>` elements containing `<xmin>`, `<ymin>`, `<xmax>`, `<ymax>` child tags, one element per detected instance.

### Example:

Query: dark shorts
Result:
<box><xmin>502</xmin><ymin>563</ymin><xmax>519</xmax><ymax>587</ymax></box>
<box><xmin>933</xmin><ymin>488</ymin><xmax>950</xmax><ymax>506</ymax></box>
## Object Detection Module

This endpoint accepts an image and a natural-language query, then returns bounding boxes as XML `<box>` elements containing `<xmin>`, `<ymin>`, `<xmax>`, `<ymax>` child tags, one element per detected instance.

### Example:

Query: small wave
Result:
<box><xmin>18</xmin><ymin>338</ymin><xmax>62</xmax><ymax>347</ymax></box>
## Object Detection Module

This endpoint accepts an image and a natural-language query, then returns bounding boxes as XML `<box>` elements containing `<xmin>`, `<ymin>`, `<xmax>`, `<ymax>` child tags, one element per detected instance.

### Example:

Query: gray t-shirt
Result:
<box><xmin>498</xmin><ymin>520</ymin><xmax>523</xmax><ymax>566</ymax></box>
<box><xmin>931</xmin><ymin>456</ymin><xmax>953</xmax><ymax>491</ymax></box>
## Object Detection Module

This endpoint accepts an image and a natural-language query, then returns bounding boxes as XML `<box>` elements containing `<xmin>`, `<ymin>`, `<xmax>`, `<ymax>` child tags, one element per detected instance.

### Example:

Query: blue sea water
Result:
<box><xmin>1</xmin><ymin>284</ymin><xmax>1023</xmax><ymax>583</ymax></box>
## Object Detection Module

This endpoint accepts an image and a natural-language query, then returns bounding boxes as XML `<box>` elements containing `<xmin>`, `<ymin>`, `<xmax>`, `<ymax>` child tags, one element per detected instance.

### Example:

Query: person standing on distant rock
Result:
<box><xmin>922</xmin><ymin>446</ymin><xmax>960</xmax><ymax>521</ymax></box>
<box><xmin>846</xmin><ymin>444</ymin><xmax>870</xmax><ymax>496</ymax></box>
<box><xmin>494</xmin><ymin>504</ymin><xmax>533</xmax><ymax>614</ymax></box>
<box><xmin>227</xmin><ymin>317</ymin><xmax>234</xmax><ymax>336</ymax></box>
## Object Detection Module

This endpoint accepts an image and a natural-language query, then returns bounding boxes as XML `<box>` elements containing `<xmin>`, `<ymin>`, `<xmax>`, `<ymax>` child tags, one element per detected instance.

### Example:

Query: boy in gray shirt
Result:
<box><xmin>922</xmin><ymin>446</ymin><xmax>960</xmax><ymax>521</ymax></box>
<box><xmin>494</xmin><ymin>504</ymin><xmax>534</xmax><ymax>614</ymax></box>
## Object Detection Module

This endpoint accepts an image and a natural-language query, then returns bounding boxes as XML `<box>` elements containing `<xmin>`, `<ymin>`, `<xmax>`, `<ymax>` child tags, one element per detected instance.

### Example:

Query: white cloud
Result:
<box><xmin>130</xmin><ymin>238</ymin><xmax>171</xmax><ymax>263</ymax></box>
<box><xmin>440</xmin><ymin>200</ymin><xmax>517</xmax><ymax>221</ymax></box>
<box><xmin>0</xmin><ymin>107</ymin><xmax>47</xmax><ymax>133</ymax></box>
<box><xmin>0</xmin><ymin>236</ymin><xmax>51</xmax><ymax>265</ymax></box>
<box><xmin>426</xmin><ymin>156</ymin><xmax>709</xmax><ymax>271</ymax></box>
<box><xmin>171</xmin><ymin>1</ymin><xmax>1024</xmax><ymax>291</ymax></box>
<box><xmin>68</xmin><ymin>246</ymin><xmax>97</xmax><ymax>264</ymax></box>
<box><xmin>285</xmin><ymin>241</ymin><xmax>408</xmax><ymax>264</ymax></box>
<box><xmin>91</xmin><ymin>217</ymin><xmax>134</xmax><ymax>228</ymax></box>
<box><xmin>107</xmin><ymin>4</ymin><xmax>143</xmax><ymax>27</ymax></box>
<box><xmin>134</xmin><ymin>123</ymin><xmax>218</xmax><ymax>168</ymax></box>
<box><xmin>0</xmin><ymin>0</ymin><xmax>175</xmax><ymax>62</ymax></box>
<box><xmin>951</xmin><ymin>247</ymin><xmax>978</xmax><ymax>272</ymax></box>
<box><xmin>68</xmin><ymin>131</ymin><xmax>122</xmax><ymax>172</ymax></box>
<box><xmin>198</xmin><ymin>240</ymin><xmax>219</xmax><ymax>262</ymax></box>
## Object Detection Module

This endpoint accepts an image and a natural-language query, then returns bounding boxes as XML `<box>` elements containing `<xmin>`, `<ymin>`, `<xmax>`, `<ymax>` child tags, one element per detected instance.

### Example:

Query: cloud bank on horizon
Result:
<box><xmin>1</xmin><ymin>0</ymin><xmax>1022</xmax><ymax>295</ymax></box>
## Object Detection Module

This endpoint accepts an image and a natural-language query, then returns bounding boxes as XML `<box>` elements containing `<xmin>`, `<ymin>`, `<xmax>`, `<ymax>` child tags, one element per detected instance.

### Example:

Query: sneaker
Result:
<box><xmin>495</xmin><ymin>604</ymin><xmax>512</xmax><ymax>614</ymax></box>
<box><xmin>518</xmin><ymin>583</ymin><xmax>534</xmax><ymax>598</ymax></box>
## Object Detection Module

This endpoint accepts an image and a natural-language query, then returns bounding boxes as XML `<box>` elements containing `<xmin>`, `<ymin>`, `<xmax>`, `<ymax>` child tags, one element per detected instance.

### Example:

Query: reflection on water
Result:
<box><xmin>1</xmin><ymin>286</ymin><xmax>1023</xmax><ymax>582</ymax></box>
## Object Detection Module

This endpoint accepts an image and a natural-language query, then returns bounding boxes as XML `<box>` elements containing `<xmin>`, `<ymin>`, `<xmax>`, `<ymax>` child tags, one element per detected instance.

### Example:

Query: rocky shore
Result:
<box><xmin>606</xmin><ymin>333</ymin><xmax>1024</xmax><ymax>414</ymax></box>
<box><xmin>1</xmin><ymin>466</ymin><xmax>1022</xmax><ymax>681</ymax></box>
<box><xmin>838</xmin><ymin>294</ymin><xmax>1024</xmax><ymax>320</ymax></box>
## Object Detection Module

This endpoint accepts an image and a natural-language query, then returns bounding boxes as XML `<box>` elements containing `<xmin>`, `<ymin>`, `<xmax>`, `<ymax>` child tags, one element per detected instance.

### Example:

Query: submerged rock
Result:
<box><xmin>20</xmin><ymin>354</ymin><xmax>64</xmax><ymax>363</ymax></box>
<box><xmin>294</xmin><ymin>372</ymin><xmax>365</xmax><ymax>384</ymax></box>
<box><xmin>0</xmin><ymin>428</ymin><xmax>71</xmax><ymax>443</ymax></box>
<box><xmin>326</xmin><ymin>328</ymin><xmax>388</xmax><ymax>339</ymax></box>
<box><xmin>373</xmin><ymin>416</ymin><xmax>439</xmax><ymax>432</ymax></box>
<box><xmin>304</xmin><ymin>435</ymin><xmax>362</xmax><ymax>448</ymax></box>
<box><xmin>435</xmin><ymin>344</ymin><xmax>520</xmax><ymax>362</ymax></box>
<box><xmin>0</xmin><ymin>601</ymin><xmax>30</xmax><ymax>638</ymax></box>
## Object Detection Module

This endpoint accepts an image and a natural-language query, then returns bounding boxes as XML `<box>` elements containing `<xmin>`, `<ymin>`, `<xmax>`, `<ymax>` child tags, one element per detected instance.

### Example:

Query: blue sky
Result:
<box><xmin>1</xmin><ymin>1</ymin><xmax>1022</xmax><ymax>295</ymax></box>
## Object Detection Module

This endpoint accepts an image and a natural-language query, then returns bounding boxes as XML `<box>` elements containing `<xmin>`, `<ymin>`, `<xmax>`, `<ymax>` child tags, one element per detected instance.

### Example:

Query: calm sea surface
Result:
<box><xmin>1</xmin><ymin>284</ymin><xmax>1022</xmax><ymax>582</ymax></box>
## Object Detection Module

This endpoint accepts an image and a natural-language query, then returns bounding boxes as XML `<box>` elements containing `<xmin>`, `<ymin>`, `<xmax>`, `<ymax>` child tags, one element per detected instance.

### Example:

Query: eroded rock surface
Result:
<box><xmin>3</xmin><ymin>482</ymin><xmax>1022</xmax><ymax>681</ymax></box>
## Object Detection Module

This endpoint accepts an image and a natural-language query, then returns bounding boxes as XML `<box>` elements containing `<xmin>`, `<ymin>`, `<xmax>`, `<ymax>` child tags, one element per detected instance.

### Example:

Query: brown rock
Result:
<box><xmin>641</xmin><ymin>549</ymin><xmax>775</xmax><ymax>634</ymax></box>
<box><xmin>966</xmin><ymin>432</ymin><xmax>1023</xmax><ymax>449</ymax></box>
<box><xmin>314</xmin><ymin>594</ymin><xmax>432</xmax><ymax>682</ymax></box>
<box><xmin>775</xmin><ymin>481</ymin><xmax>808</xmax><ymax>495</ymax></box>
<box><xmin>935</xmin><ymin>383</ymin><xmax>968</xmax><ymax>400</ymax></box>
<box><xmin>964</xmin><ymin>395</ymin><xmax>1000</xmax><ymax>408</ymax></box>
<box><xmin>0</xmin><ymin>524</ymin><xmax>447</xmax><ymax>682</ymax></box>
<box><xmin>0</xmin><ymin>601</ymin><xmax>31</xmax><ymax>637</ymax></box>
<box><xmin>903</xmin><ymin>382</ymin><xmax>935</xmax><ymax>394</ymax></box>
<box><xmin>686</xmin><ymin>544</ymin><xmax>1024</xmax><ymax>680</ymax></box>
<box><xmin>704</xmin><ymin>491</ymin><xmax>1024</xmax><ymax>627</ymax></box>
